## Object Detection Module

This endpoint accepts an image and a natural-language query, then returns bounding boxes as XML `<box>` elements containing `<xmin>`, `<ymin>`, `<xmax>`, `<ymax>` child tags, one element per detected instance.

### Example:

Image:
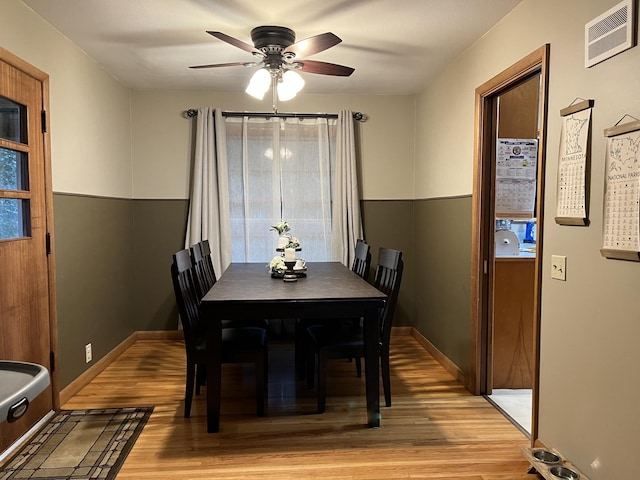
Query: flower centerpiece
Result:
<box><xmin>269</xmin><ymin>221</ymin><xmax>304</xmax><ymax>280</ymax></box>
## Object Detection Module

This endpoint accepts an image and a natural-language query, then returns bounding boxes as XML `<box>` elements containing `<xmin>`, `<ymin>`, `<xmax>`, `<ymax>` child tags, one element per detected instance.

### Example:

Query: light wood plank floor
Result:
<box><xmin>63</xmin><ymin>333</ymin><xmax>536</xmax><ymax>479</ymax></box>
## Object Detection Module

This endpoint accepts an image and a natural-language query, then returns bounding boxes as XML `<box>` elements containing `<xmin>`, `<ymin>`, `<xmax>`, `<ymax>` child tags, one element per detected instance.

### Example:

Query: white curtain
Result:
<box><xmin>331</xmin><ymin>110</ymin><xmax>363</xmax><ymax>266</ymax></box>
<box><xmin>225</xmin><ymin>116</ymin><xmax>336</xmax><ymax>263</ymax></box>
<box><xmin>185</xmin><ymin>109</ymin><xmax>363</xmax><ymax>271</ymax></box>
<box><xmin>184</xmin><ymin>108</ymin><xmax>232</xmax><ymax>275</ymax></box>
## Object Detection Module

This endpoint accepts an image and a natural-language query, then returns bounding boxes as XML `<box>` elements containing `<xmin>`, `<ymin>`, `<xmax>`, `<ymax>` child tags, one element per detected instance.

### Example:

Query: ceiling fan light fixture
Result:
<box><xmin>277</xmin><ymin>70</ymin><xmax>305</xmax><ymax>101</ymax></box>
<box><xmin>245</xmin><ymin>68</ymin><xmax>271</xmax><ymax>100</ymax></box>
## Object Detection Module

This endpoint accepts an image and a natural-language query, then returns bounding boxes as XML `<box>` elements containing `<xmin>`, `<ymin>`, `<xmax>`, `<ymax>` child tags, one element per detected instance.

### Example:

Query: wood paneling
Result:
<box><xmin>60</xmin><ymin>335</ymin><xmax>531</xmax><ymax>479</ymax></box>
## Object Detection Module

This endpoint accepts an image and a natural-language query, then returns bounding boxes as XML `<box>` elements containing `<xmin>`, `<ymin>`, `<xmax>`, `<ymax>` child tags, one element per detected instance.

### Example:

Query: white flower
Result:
<box><xmin>268</xmin><ymin>255</ymin><xmax>286</xmax><ymax>274</ymax></box>
<box><xmin>270</xmin><ymin>221</ymin><xmax>291</xmax><ymax>235</ymax></box>
<box><xmin>286</xmin><ymin>237</ymin><xmax>300</xmax><ymax>249</ymax></box>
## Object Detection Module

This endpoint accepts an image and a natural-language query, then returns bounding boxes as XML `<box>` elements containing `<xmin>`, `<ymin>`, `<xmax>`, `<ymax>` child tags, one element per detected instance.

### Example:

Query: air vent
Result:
<box><xmin>585</xmin><ymin>0</ymin><xmax>636</xmax><ymax>67</ymax></box>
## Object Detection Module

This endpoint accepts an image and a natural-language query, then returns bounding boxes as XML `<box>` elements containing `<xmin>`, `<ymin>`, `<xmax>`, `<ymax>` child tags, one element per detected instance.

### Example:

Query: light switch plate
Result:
<box><xmin>551</xmin><ymin>255</ymin><xmax>567</xmax><ymax>281</ymax></box>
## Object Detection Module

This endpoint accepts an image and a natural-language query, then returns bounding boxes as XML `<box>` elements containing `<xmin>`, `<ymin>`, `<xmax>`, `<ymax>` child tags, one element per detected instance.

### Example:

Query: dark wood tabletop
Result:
<box><xmin>200</xmin><ymin>262</ymin><xmax>387</xmax><ymax>432</ymax></box>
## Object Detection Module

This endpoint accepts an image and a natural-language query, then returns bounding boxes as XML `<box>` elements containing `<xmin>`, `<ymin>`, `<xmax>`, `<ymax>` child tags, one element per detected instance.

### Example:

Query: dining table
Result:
<box><xmin>200</xmin><ymin>261</ymin><xmax>387</xmax><ymax>433</ymax></box>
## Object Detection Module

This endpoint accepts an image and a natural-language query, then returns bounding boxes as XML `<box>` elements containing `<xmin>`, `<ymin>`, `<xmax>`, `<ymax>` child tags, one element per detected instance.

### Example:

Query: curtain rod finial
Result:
<box><xmin>353</xmin><ymin>112</ymin><xmax>367</xmax><ymax>122</ymax></box>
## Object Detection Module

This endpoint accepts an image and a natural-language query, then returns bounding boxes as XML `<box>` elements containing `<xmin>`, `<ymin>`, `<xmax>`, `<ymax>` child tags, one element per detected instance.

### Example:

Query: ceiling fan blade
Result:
<box><xmin>283</xmin><ymin>32</ymin><xmax>341</xmax><ymax>58</ymax></box>
<box><xmin>296</xmin><ymin>60</ymin><xmax>354</xmax><ymax>77</ymax></box>
<box><xmin>206</xmin><ymin>31</ymin><xmax>264</xmax><ymax>56</ymax></box>
<box><xmin>189</xmin><ymin>61</ymin><xmax>257</xmax><ymax>70</ymax></box>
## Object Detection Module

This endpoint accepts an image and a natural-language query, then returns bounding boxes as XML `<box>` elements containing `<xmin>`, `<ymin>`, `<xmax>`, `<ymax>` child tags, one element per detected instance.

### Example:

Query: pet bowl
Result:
<box><xmin>550</xmin><ymin>465</ymin><xmax>580</xmax><ymax>479</ymax></box>
<box><xmin>532</xmin><ymin>449</ymin><xmax>561</xmax><ymax>465</ymax></box>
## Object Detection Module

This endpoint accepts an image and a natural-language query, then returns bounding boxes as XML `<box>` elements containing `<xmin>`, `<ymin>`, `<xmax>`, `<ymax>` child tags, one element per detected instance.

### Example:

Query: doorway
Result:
<box><xmin>0</xmin><ymin>48</ymin><xmax>58</xmax><ymax>454</ymax></box>
<box><xmin>469</xmin><ymin>45</ymin><xmax>550</xmax><ymax>442</ymax></box>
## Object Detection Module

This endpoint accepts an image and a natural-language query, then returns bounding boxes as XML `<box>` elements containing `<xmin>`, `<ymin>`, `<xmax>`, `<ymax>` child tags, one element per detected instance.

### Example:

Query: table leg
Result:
<box><xmin>363</xmin><ymin>307</ymin><xmax>380</xmax><ymax>428</ymax></box>
<box><xmin>206</xmin><ymin>317</ymin><xmax>222</xmax><ymax>433</ymax></box>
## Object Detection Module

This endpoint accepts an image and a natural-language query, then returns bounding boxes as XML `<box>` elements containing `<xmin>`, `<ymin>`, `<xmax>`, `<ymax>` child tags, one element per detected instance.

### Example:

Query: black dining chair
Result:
<box><xmin>199</xmin><ymin>240</ymin><xmax>218</xmax><ymax>286</ymax></box>
<box><xmin>191</xmin><ymin>241</ymin><xmax>216</xmax><ymax>299</ymax></box>
<box><xmin>190</xmin><ymin>241</ymin><xmax>269</xmax><ymax>331</ymax></box>
<box><xmin>352</xmin><ymin>238</ymin><xmax>372</xmax><ymax>281</ymax></box>
<box><xmin>294</xmin><ymin>239</ymin><xmax>372</xmax><ymax>380</ymax></box>
<box><xmin>305</xmin><ymin>247</ymin><xmax>403</xmax><ymax>413</ymax></box>
<box><xmin>171</xmin><ymin>249</ymin><xmax>268</xmax><ymax>418</ymax></box>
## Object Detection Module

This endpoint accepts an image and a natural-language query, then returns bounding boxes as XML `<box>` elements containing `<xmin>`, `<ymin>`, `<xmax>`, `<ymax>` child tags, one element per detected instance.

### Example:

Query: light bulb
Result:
<box><xmin>277</xmin><ymin>70</ymin><xmax>305</xmax><ymax>101</ymax></box>
<box><xmin>245</xmin><ymin>69</ymin><xmax>271</xmax><ymax>100</ymax></box>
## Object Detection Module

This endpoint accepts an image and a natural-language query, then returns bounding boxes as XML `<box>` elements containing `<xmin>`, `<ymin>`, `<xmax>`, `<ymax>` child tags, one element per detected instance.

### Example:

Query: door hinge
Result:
<box><xmin>50</xmin><ymin>350</ymin><xmax>55</xmax><ymax>373</ymax></box>
<box><xmin>41</xmin><ymin>110</ymin><xmax>47</xmax><ymax>133</ymax></box>
<box><xmin>483</xmin><ymin>259</ymin><xmax>488</xmax><ymax>275</ymax></box>
<box><xmin>46</xmin><ymin>232</ymin><xmax>51</xmax><ymax>255</ymax></box>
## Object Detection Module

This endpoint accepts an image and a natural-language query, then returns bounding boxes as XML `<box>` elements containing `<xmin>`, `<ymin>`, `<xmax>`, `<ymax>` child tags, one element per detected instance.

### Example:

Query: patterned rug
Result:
<box><xmin>1</xmin><ymin>407</ymin><xmax>153</xmax><ymax>480</ymax></box>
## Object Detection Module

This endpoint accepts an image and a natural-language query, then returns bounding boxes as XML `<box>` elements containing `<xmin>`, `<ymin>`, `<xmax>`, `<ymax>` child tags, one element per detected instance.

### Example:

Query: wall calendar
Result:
<box><xmin>555</xmin><ymin>99</ymin><xmax>593</xmax><ymax>225</ymax></box>
<box><xmin>495</xmin><ymin>138</ymin><xmax>538</xmax><ymax>218</ymax></box>
<box><xmin>601</xmin><ymin>118</ymin><xmax>640</xmax><ymax>261</ymax></box>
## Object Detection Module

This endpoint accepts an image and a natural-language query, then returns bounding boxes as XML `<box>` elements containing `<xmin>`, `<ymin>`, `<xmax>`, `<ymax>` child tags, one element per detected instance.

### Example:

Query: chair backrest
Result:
<box><xmin>373</xmin><ymin>247</ymin><xmax>404</xmax><ymax>347</ymax></box>
<box><xmin>171</xmin><ymin>249</ymin><xmax>203</xmax><ymax>352</ymax></box>
<box><xmin>191</xmin><ymin>241</ymin><xmax>216</xmax><ymax>298</ymax></box>
<box><xmin>352</xmin><ymin>239</ymin><xmax>371</xmax><ymax>281</ymax></box>
<box><xmin>200</xmin><ymin>240</ymin><xmax>218</xmax><ymax>283</ymax></box>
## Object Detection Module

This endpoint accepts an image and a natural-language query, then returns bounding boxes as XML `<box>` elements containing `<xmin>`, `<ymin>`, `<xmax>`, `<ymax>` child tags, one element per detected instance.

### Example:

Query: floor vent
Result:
<box><xmin>585</xmin><ymin>0</ymin><xmax>636</xmax><ymax>67</ymax></box>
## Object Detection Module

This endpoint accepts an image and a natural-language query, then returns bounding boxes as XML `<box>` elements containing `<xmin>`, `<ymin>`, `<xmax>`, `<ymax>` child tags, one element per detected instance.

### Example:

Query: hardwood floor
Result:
<box><xmin>62</xmin><ymin>333</ymin><xmax>535</xmax><ymax>479</ymax></box>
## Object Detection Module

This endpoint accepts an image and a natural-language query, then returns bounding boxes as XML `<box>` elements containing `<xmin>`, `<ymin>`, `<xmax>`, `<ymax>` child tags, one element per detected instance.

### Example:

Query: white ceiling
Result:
<box><xmin>21</xmin><ymin>0</ymin><xmax>523</xmax><ymax>95</ymax></box>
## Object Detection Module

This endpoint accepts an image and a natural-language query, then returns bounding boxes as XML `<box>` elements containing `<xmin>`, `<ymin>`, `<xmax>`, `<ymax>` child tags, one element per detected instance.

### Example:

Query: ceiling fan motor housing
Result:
<box><xmin>251</xmin><ymin>26</ymin><xmax>296</xmax><ymax>51</ymax></box>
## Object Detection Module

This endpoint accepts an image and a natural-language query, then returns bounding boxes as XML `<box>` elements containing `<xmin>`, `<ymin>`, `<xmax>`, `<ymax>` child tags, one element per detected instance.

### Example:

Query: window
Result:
<box><xmin>0</xmin><ymin>96</ymin><xmax>30</xmax><ymax>240</ymax></box>
<box><xmin>225</xmin><ymin>116</ymin><xmax>337</xmax><ymax>262</ymax></box>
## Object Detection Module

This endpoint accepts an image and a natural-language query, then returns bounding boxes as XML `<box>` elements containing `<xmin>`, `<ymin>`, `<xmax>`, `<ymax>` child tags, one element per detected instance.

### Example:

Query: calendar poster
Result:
<box><xmin>555</xmin><ymin>104</ymin><xmax>591</xmax><ymax>225</ymax></box>
<box><xmin>601</xmin><ymin>120</ymin><xmax>640</xmax><ymax>261</ymax></box>
<box><xmin>495</xmin><ymin>138</ymin><xmax>537</xmax><ymax>217</ymax></box>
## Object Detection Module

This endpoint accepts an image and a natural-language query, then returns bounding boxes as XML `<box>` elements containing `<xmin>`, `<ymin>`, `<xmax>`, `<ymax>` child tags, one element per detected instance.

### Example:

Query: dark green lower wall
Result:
<box><xmin>53</xmin><ymin>195</ymin><xmax>471</xmax><ymax>388</ymax></box>
<box><xmin>413</xmin><ymin>196</ymin><xmax>472</xmax><ymax>374</ymax></box>
<box><xmin>361</xmin><ymin>200</ymin><xmax>414</xmax><ymax>327</ymax></box>
<box><xmin>54</xmin><ymin>194</ymin><xmax>136</xmax><ymax>387</ymax></box>
<box><xmin>53</xmin><ymin>194</ymin><xmax>188</xmax><ymax>388</ymax></box>
<box><xmin>132</xmin><ymin>199</ymin><xmax>190</xmax><ymax>331</ymax></box>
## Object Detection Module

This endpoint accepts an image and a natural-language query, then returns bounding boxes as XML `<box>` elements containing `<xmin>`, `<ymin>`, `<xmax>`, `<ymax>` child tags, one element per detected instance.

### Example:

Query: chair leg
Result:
<box><xmin>255</xmin><ymin>354</ymin><xmax>265</xmax><ymax>417</ymax></box>
<box><xmin>195</xmin><ymin>363</ymin><xmax>206</xmax><ymax>395</ymax></box>
<box><xmin>184</xmin><ymin>361</ymin><xmax>195</xmax><ymax>418</ymax></box>
<box><xmin>317</xmin><ymin>352</ymin><xmax>328</xmax><ymax>413</ymax></box>
<box><xmin>294</xmin><ymin>319</ymin><xmax>306</xmax><ymax>380</ymax></box>
<box><xmin>381</xmin><ymin>349</ymin><xmax>391</xmax><ymax>407</ymax></box>
<box><xmin>264</xmin><ymin>343</ymin><xmax>269</xmax><ymax>393</ymax></box>
<box><xmin>306</xmin><ymin>347</ymin><xmax>316</xmax><ymax>390</ymax></box>
<box><xmin>355</xmin><ymin>357</ymin><xmax>362</xmax><ymax>378</ymax></box>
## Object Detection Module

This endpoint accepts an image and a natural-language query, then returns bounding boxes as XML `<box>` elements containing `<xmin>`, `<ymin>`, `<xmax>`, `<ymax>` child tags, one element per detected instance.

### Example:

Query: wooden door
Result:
<box><xmin>0</xmin><ymin>51</ymin><xmax>55</xmax><ymax>453</ymax></box>
<box><xmin>489</xmin><ymin>73</ymin><xmax>540</xmax><ymax>391</ymax></box>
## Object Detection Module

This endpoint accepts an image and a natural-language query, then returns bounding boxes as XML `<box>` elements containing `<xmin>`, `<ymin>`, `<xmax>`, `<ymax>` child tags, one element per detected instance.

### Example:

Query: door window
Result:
<box><xmin>0</xmin><ymin>96</ymin><xmax>31</xmax><ymax>240</ymax></box>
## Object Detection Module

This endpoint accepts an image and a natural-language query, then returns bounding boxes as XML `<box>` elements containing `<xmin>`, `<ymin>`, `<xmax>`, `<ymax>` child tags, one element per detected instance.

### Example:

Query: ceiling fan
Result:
<box><xmin>190</xmin><ymin>26</ymin><xmax>355</xmax><ymax>104</ymax></box>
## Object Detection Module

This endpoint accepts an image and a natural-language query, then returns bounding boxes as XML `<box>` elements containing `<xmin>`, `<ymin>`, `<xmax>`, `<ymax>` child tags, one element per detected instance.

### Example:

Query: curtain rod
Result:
<box><xmin>184</xmin><ymin>109</ymin><xmax>366</xmax><ymax>122</ymax></box>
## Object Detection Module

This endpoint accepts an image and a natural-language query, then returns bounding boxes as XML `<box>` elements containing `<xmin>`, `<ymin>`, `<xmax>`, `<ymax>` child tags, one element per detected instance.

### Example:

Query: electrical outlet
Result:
<box><xmin>85</xmin><ymin>343</ymin><xmax>92</xmax><ymax>363</ymax></box>
<box><xmin>551</xmin><ymin>255</ymin><xmax>567</xmax><ymax>281</ymax></box>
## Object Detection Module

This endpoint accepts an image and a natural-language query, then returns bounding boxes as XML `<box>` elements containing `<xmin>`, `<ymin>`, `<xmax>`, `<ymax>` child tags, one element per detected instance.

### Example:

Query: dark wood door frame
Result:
<box><xmin>469</xmin><ymin>44</ymin><xmax>549</xmax><ymax>444</ymax></box>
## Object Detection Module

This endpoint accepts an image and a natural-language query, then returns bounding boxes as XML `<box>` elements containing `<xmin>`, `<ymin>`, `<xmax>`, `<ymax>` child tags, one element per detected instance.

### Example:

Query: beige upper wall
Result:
<box><xmin>2</xmin><ymin>0</ymin><xmax>132</xmax><ymax>198</ymax></box>
<box><xmin>131</xmin><ymin>90</ymin><xmax>415</xmax><ymax>200</ymax></box>
<box><xmin>5</xmin><ymin>0</ymin><xmax>414</xmax><ymax>201</ymax></box>
<box><xmin>415</xmin><ymin>0</ymin><xmax>640</xmax><ymax>478</ymax></box>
